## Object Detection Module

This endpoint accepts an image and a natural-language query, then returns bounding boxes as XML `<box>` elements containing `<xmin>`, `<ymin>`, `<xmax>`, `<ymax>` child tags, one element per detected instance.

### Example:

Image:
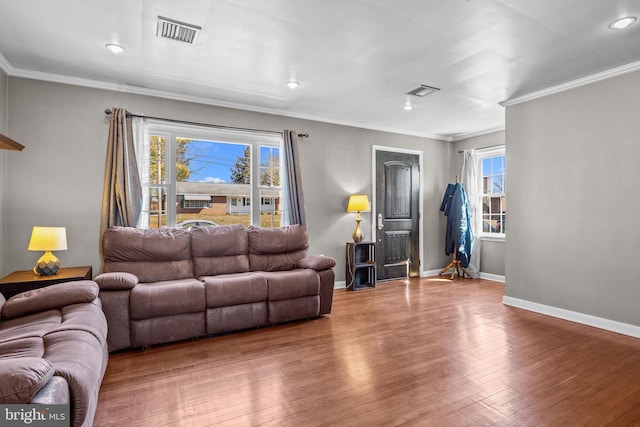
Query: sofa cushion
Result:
<box><xmin>0</xmin><ymin>337</ymin><xmax>45</xmax><ymax>359</ymax></box>
<box><xmin>0</xmin><ymin>310</ymin><xmax>62</xmax><ymax>344</ymax></box>
<box><xmin>51</xmin><ymin>302</ymin><xmax>108</xmax><ymax>346</ymax></box>
<box><xmin>130</xmin><ymin>279</ymin><xmax>205</xmax><ymax>320</ymax></box>
<box><xmin>202</xmin><ymin>272</ymin><xmax>267</xmax><ymax>308</ymax></box>
<box><xmin>0</xmin><ymin>357</ymin><xmax>54</xmax><ymax>403</ymax></box>
<box><xmin>1</xmin><ymin>281</ymin><xmax>98</xmax><ymax>320</ymax></box>
<box><xmin>264</xmin><ymin>269</ymin><xmax>320</xmax><ymax>301</ymax></box>
<box><xmin>191</xmin><ymin>224</ymin><xmax>250</xmax><ymax>277</ymax></box>
<box><xmin>247</xmin><ymin>225</ymin><xmax>309</xmax><ymax>271</ymax></box>
<box><xmin>102</xmin><ymin>226</ymin><xmax>194</xmax><ymax>282</ymax></box>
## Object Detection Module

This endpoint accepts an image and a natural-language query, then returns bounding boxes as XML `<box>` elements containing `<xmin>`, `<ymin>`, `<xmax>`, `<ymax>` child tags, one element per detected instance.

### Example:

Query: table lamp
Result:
<box><xmin>347</xmin><ymin>194</ymin><xmax>370</xmax><ymax>243</ymax></box>
<box><xmin>28</xmin><ymin>226</ymin><xmax>68</xmax><ymax>276</ymax></box>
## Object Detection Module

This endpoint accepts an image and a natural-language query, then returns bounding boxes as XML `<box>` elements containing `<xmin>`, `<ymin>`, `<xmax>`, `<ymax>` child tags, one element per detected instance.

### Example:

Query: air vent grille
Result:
<box><xmin>405</xmin><ymin>84</ymin><xmax>440</xmax><ymax>97</ymax></box>
<box><xmin>157</xmin><ymin>16</ymin><xmax>201</xmax><ymax>44</ymax></box>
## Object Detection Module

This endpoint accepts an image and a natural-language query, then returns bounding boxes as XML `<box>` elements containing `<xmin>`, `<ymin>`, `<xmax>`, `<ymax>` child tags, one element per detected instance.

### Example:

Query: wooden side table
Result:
<box><xmin>0</xmin><ymin>266</ymin><xmax>92</xmax><ymax>299</ymax></box>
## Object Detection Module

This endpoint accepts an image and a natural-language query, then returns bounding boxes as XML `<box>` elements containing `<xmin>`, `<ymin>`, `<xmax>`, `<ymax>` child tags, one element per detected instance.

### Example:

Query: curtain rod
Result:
<box><xmin>457</xmin><ymin>144</ymin><xmax>504</xmax><ymax>154</ymax></box>
<box><xmin>104</xmin><ymin>109</ymin><xmax>309</xmax><ymax>138</ymax></box>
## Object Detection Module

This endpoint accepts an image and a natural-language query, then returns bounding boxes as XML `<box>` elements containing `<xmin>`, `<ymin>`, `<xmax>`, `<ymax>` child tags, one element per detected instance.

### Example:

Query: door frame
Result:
<box><xmin>371</xmin><ymin>145</ymin><xmax>424</xmax><ymax>277</ymax></box>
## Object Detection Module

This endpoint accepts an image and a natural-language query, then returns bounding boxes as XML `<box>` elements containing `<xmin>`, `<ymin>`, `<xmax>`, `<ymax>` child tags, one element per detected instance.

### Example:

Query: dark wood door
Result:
<box><xmin>375</xmin><ymin>150</ymin><xmax>420</xmax><ymax>280</ymax></box>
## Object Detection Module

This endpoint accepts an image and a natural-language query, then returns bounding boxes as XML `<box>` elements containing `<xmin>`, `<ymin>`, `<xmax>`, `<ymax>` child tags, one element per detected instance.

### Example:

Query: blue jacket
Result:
<box><xmin>440</xmin><ymin>183</ymin><xmax>474</xmax><ymax>268</ymax></box>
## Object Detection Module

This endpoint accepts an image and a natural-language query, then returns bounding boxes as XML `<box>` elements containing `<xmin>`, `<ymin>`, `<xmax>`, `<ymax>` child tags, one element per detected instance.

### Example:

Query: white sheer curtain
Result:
<box><xmin>461</xmin><ymin>149</ymin><xmax>481</xmax><ymax>278</ymax></box>
<box><xmin>131</xmin><ymin>117</ymin><xmax>147</xmax><ymax>228</ymax></box>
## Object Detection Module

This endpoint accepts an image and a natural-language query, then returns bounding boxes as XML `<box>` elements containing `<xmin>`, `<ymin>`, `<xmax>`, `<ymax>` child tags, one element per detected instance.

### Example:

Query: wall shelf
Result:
<box><xmin>0</xmin><ymin>133</ymin><xmax>25</xmax><ymax>151</ymax></box>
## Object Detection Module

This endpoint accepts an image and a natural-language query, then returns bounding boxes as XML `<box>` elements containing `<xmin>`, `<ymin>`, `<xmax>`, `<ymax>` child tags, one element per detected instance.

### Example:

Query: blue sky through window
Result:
<box><xmin>185</xmin><ymin>140</ymin><xmax>247</xmax><ymax>183</ymax></box>
<box><xmin>184</xmin><ymin>140</ymin><xmax>279</xmax><ymax>183</ymax></box>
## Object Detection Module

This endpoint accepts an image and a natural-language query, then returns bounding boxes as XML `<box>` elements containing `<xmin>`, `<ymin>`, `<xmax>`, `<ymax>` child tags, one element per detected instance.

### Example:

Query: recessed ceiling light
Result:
<box><xmin>286</xmin><ymin>81</ymin><xmax>300</xmax><ymax>89</ymax></box>
<box><xmin>403</xmin><ymin>103</ymin><xmax>414</xmax><ymax>111</ymax></box>
<box><xmin>105</xmin><ymin>43</ymin><xmax>126</xmax><ymax>54</ymax></box>
<box><xmin>608</xmin><ymin>16</ymin><xmax>637</xmax><ymax>30</ymax></box>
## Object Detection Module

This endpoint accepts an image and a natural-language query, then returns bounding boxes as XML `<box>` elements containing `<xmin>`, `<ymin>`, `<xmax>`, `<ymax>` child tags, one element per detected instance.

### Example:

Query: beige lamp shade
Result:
<box><xmin>347</xmin><ymin>195</ymin><xmax>370</xmax><ymax>243</ymax></box>
<box><xmin>28</xmin><ymin>226</ymin><xmax>67</xmax><ymax>276</ymax></box>
<box><xmin>28</xmin><ymin>226</ymin><xmax>68</xmax><ymax>251</ymax></box>
<box><xmin>347</xmin><ymin>194</ymin><xmax>370</xmax><ymax>213</ymax></box>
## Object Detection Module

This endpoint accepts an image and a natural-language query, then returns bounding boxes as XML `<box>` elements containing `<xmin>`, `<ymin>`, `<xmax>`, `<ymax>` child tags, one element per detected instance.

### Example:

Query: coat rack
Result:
<box><xmin>439</xmin><ymin>175</ymin><xmax>472</xmax><ymax>279</ymax></box>
<box><xmin>439</xmin><ymin>246</ymin><xmax>472</xmax><ymax>279</ymax></box>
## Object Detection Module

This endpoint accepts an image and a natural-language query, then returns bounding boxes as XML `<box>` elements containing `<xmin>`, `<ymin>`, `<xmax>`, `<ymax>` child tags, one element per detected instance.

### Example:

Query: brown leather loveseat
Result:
<box><xmin>96</xmin><ymin>224</ymin><xmax>335</xmax><ymax>352</ymax></box>
<box><xmin>0</xmin><ymin>281</ymin><xmax>109</xmax><ymax>427</ymax></box>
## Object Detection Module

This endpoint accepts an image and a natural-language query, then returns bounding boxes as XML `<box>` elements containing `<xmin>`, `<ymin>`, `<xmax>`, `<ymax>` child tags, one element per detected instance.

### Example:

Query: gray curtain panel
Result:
<box><xmin>283</xmin><ymin>130</ymin><xmax>306</xmax><ymax>226</ymax></box>
<box><xmin>100</xmin><ymin>108</ymin><xmax>142</xmax><ymax>235</ymax></box>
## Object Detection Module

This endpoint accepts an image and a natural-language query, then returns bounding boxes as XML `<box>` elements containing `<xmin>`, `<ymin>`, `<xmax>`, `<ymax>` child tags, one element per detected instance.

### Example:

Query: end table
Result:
<box><xmin>0</xmin><ymin>266</ymin><xmax>93</xmax><ymax>299</ymax></box>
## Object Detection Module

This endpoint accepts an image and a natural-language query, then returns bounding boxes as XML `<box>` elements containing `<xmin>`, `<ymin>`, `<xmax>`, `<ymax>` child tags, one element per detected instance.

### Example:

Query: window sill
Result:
<box><xmin>479</xmin><ymin>235</ymin><xmax>505</xmax><ymax>243</ymax></box>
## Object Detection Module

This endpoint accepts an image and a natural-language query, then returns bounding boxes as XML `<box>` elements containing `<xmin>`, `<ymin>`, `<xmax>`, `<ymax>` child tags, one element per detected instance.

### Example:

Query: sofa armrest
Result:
<box><xmin>1</xmin><ymin>281</ymin><xmax>98</xmax><ymax>320</ymax></box>
<box><xmin>29</xmin><ymin>376</ymin><xmax>70</xmax><ymax>405</ymax></box>
<box><xmin>297</xmin><ymin>255</ymin><xmax>336</xmax><ymax>271</ymax></box>
<box><xmin>94</xmin><ymin>272</ymin><xmax>138</xmax><ymax>290</ymax></box>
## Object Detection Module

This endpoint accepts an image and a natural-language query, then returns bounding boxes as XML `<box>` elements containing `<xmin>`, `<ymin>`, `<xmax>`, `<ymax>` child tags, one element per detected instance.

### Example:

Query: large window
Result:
<box><xmin>478</xmin><ymin>146</ymin><xmax>506</xmax><ymax>238</ymax></box>
<box><xmin>138</xmin><ymin>121</ymin><xmax>283</xmax><ymax>229</ymax></box>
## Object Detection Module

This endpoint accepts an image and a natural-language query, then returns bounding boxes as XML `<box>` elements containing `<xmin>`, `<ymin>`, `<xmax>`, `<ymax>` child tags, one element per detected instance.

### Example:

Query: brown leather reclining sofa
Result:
<box><xmin>96</xmin><ymin>224</ymin><xmax>336</xmax><ymax>351</ymax></box>
<box><xmin>0</xmin><ymin>281</ymin><xmax>108</xmax><ymax>427</ymax></box>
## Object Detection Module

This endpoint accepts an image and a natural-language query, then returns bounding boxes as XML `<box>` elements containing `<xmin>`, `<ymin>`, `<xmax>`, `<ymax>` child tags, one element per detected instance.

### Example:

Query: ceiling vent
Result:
<box><xmin>157</xmin><ymin>16</ymin><xmax>201</xmax><ymax>44</ymax></box>
<box><xmin>405</xmin><ymin>84</ymin><xmax>440</xmax><ymax>97</ymax></box>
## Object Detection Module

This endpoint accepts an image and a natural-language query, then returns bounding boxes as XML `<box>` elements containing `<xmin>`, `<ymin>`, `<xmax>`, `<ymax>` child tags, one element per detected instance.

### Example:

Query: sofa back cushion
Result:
<box><xmin>191</xmin><ymin>224</ymin><xmax>250</xmax><ymax>277</ymax></box>
<box><xmin>247</xmin><ymin>225</ymin><xmax>309</xmax><ymax>272</ymax></box>
<box><xmin>1</xmin><ymin>281</ymin><xmax>98</xmax><ymax>320</ymax></box>
<box><xmin>102</xmin><ymin>227</ymin><xmax>193</xmax><ymax>283</ymax></box>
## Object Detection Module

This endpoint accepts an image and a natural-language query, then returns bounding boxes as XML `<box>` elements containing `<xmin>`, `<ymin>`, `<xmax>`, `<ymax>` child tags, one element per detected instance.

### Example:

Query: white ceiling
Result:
<box><xmin>1</xmin><ymin>0</ymin><xmax>639</xmax><ymax>141</ymax></box>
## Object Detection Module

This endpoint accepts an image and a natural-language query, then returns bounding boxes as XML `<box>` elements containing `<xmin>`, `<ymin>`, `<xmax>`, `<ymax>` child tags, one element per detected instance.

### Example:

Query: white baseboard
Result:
<box><xmin>335</xmin><ymin>272</ymin><xmax>504</xmax><ymax>288</ymax></box>
<box><xmin>422</xmin><ymin>269</ymin><xmax>505</xmax><ymax>283</ymax></box>
<box><xmin>502</xmin><ymin>296</ymin><xmax>640</xmax><ymax>339</ymax></box>
<box><xmin>479</xmin><ymin>272</ymin><xmax>505</xmax><ymax>283</ymax></box>
<box><xmin>422</xmin><ymin>269</ymin><xmax>442</xmax><ymax>277</ymax></box>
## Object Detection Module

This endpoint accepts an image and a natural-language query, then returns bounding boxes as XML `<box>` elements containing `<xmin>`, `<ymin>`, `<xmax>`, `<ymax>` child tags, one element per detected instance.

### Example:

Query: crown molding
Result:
<box><xmin>9</xmin><ymin>67</ymin><xmax>453</xmax><ymax>142</ymax></box>
<box><xmin>0</xmin><ymin>52</ymin><xmax>13</xmax><ymax>75</ymax></box>
<box><xmin>449</xmin><ymin>124</ymin><xmax>505</xmax><ymax>142</ymax></box>
<box><xmin>500</xmin><ymin>59</ymin><xmax>640</xmax><ymax>107</ymax></box>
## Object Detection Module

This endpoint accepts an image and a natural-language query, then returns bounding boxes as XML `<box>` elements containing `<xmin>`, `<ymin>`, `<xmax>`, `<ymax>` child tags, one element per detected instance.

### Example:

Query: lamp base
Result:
<box><xmin>352</xmin><ymin>219</ymin><xmax>365</xmax><ymax>243</ymax></box>
<box><xmin>33</xmin><ymin>251</ymin><xmax>60</xmax><ymax>276</ymax></box>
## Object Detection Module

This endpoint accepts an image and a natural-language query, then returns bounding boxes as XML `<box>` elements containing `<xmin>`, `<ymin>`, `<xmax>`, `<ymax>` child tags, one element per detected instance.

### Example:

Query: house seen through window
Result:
<box><xmin>478</xmin><ymin>146</ymin><xmax>506</xmax><ymax>237</ymax></box>
<box><xmin>139</xmin><ymin>121</ymin><xmax>283</xmax><ymax>229</ymax></box>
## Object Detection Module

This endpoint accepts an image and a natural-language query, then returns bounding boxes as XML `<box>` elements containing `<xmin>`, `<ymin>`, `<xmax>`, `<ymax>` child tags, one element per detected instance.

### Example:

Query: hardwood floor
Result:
<box><xmin>94</xmin><ymin>277</ymin><xmax>640</xmax><ymax>426</ymax></box>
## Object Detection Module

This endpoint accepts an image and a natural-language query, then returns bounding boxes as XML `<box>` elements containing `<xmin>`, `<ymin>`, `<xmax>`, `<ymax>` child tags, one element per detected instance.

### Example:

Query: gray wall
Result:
<box><xmin>452</xmin><ymin>131</ymin><xmax>506</xmax><ymax>277</ymax></box>
<box><xmin>505</xmin><ymin>68</ymin><xmax>640</xmax><ymax>326</ymax></box>
<box><xmin>5</xmin><ymin>77</ymin><xmax>452</xmax><ymax>282</ymax></box>
<box><xmin>0</xmin><ymin>67</ymin><xmax>7</xmax><ymax>276</ymax></box>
